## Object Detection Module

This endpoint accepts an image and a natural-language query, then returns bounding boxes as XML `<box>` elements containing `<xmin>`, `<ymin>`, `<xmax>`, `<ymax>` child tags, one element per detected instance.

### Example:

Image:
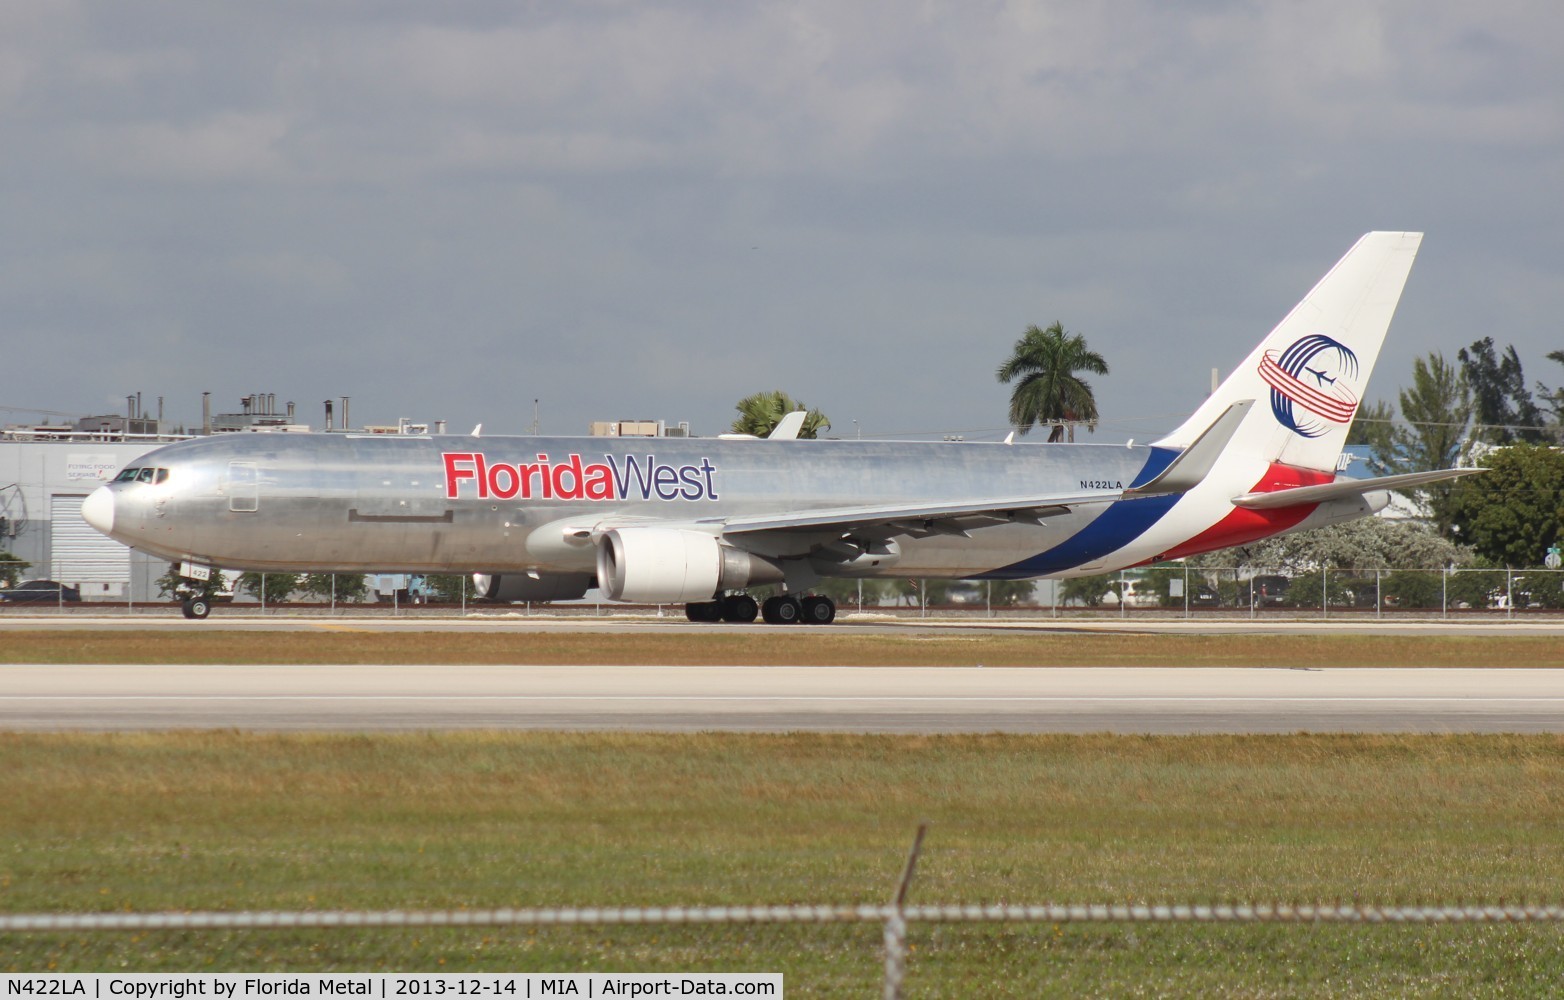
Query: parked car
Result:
<box><xmin>1251</xmin><ymin>575</ymin><xmax>1290</xmax><ymax>607</ymax></box>
<box><xmin>0</xmin><ymin>579</ymin><xmax>82</xmax><ymax>603</ymax></box>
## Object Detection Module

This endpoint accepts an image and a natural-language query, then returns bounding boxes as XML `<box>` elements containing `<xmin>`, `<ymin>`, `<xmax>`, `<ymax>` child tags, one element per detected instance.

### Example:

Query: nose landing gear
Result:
<box><xmin>181</xmin><ymin>596</ymin><xmax>211</xmax><ymax>619</ymax></box>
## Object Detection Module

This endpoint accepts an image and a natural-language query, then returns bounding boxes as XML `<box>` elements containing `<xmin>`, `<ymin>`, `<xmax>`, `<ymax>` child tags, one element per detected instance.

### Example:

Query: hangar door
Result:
<box><xmin>50</xmin><ymin>494</ymin><xmax>129</xmax><ymax>594</ymax></box>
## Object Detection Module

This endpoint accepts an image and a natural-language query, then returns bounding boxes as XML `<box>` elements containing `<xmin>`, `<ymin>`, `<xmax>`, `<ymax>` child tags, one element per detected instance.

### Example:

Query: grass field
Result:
<box><xmin>4</xmin><ymin>732</ymin><xmax>1564</xmax><ymax>995</ymax></box>
<box><xmin>1</xmin><ymin>628</ymin><xmax>1563</xmax><ymax>666</ymax></box>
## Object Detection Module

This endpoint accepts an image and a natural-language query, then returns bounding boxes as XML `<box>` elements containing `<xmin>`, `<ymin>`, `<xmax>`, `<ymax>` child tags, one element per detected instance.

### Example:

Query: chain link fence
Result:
<box><xmin>8</xmin><ymin>901</ymin><xmax>1564</xmax><ymax>996</ymax></box>
<box><xmin>6</xmin><ymin>567</ymin><xmax>1564</xmax><ymax>620</ymax></box>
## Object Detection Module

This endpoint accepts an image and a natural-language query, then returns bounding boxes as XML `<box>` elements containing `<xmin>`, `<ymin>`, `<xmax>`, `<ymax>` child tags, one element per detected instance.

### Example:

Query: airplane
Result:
<box><xmin>82</xmin><ymin>231</ymin><xmax>1478</xmax><ymax>623</ymax></box>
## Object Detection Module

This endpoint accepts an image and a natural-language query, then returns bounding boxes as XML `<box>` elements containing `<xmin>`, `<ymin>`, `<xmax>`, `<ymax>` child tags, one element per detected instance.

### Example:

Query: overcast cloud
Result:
<box><xmin>3</xmin><ymin>1</ymin><xmax>1561</xmax><ymax>439</ymax></box>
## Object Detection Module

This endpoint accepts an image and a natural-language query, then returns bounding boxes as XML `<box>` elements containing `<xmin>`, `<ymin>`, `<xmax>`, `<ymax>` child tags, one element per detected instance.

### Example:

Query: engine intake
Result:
<box><xmin>596</xmin><ymin>528</ymin><xmax>780</xmax><ymax>603</ymax></box>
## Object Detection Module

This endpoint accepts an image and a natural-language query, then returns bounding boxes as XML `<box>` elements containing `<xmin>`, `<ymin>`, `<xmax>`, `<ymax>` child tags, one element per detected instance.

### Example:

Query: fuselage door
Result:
<box><xmin>226</xmin><ymin>462</ymin><xmax>259</xmax><ymax>512</ymax></box>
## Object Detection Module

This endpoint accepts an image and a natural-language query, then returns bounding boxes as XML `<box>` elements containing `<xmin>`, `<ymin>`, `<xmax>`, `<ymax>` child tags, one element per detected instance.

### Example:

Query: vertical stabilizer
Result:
<box><xmin>1154</xmin><ymin>231</ymin><xmax>1422</xmax><ymax>473</ymax></box>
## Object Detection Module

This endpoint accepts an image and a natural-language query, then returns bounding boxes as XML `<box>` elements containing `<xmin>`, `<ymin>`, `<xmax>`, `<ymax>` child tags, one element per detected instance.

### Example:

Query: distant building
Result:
<box><xmin>0</xmin><ymin>392</ymin><xmax>446</xmax><ymax>602</ymax></box>
<box><xmin>0</xmin><ymin>438</ymin><xmax>182</xmax><ymax>602</ymax></box>
<box><xmin>589</xmin><ymin>419</ymin><xmax>691</xmax><ymax>437</ymax></box>
<box><xmin>209</xmin><ymin>394</ymin><xmax>309</xmax><ymax>433</ymax></box>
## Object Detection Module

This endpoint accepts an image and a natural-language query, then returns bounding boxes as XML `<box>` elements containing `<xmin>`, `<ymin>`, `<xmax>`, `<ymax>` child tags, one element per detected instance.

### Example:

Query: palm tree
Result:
<box><xmin>731</xmin><ymin>390</ymin><xmax>831</xmax><ymax>438</ymax></box>
<box><xmin>996</xmin><ymin>322</ymin><xmax>1109</xmax><ymax>441</ymax></box>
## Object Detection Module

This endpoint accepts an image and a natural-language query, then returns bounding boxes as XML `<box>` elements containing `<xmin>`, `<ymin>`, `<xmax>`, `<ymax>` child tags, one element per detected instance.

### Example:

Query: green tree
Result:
<box><xmin>424</xmin><ymin>574</ymin><xmax>471</xmax><ymax>603</ymax></box>
<box><xmin>1060</xmin><ymin>572</ymin><xmax>1115</xmax><ymax>607</ymax></box>
<box><xmin>730</xmin><ymin>391</ymin><xmax>831</xmax><ymax>438</ymax></box>
<box><xmin>1391</xmin><ymin>352</ymin><xmax>1472</xmax><ymax>527</ymax></box>
<box><xmin>1281</xmin><ymin>570</ymin><xmax>1353</xmax><ymax>609</ymax></box>
<box><xmin>1536</xmin><ymin>350</ymin><xmax>1564</xmax><ymax>444</ymax></box>
<box><xmin>1459</xmin><ymin>338</ymin><xmax>1543</xmax><ymax>444</ymax></box>
<box><xmin>154</xmin><ymin>563</ymin><xmax>223</xmax><ymax>601</ymax></box>
<box><xmin>987</xmin><ymin>580</ymin><xmax>1037</xmax><ymax>606</ymax></box>
<box><xmin>1346</xmin><ymin>399</ymin><xmax>1396</xmax><ymax>473</ymax></box>
<box><xmin>1194</xmin><ymin>516</ymin><xmax>1473</xmax><ymax>574</ymax></box>
<box><xmin>996</xmin><ymin>322</ymin><xmax>1109</xmax><ymax>441</ymax></box>
<box><xmin>890</xmin><ymin>578</ymin><xmax>950</xmax><ymax>606</ymax></box>
<box><xmin>235</xmin><ymin>572</ymin><xmax>301</xmax><ymax>602</ymax></box>
<box><xmin>0</xmin><ymin>551</ymin><xmax>32</xmax><ymax>589</ymax></box>
<box><xmin>1401</xmin><ymin>352</ymin><xmax>1470</xmax><ymax>469</ymax></box>
<box><xmin>1381</xmin><ymin>569</ymin><xmax>1445</xmax><ymax>610</ymax></box>
<box><xmin>807</xmin><ymin>577</ymin><xmax>890</xmax><ymax>609</ymax></box>
<box><xmin>1444</xmin><ymin>444</ymin><xmax>1564</xmax><ymax>567</ymax></box>
<box><xmin>294</xmin><ymin>573</ymin><xmax>369</xmax><ymax>603</ymax></box>
<box><xmin>1447</xmin><ymin>565</ymin><xmax>1509</xmax><ymax>610</ymax></box>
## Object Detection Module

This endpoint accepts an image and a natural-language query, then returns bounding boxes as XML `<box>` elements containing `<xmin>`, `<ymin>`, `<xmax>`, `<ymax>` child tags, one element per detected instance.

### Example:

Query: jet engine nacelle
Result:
<box><xmin>472</xmin><ymin>572</ymin><xmax>594</xmax><ymax>603</ymax></box>
<box><xmin>596</xmin><ymin>528</ymin><xmax>781</xmax><ymax>603</ymax></box>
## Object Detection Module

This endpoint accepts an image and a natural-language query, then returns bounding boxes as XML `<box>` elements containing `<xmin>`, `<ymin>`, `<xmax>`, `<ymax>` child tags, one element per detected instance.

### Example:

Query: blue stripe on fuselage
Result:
<box><xmin>976</xmin><ymin>446</ymin><xmax>1181</xmax><ymax>579</ymax></box>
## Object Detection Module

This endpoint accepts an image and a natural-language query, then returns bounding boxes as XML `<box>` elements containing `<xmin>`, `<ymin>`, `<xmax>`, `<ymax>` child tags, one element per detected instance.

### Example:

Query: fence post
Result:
<box><xmin>261</xmin><ymin>574</ymin><xmax>266</xmax><ymax>614</ymax></box>
<box><xmin>1375</xmin><ymin>569</ymin><xmax>1381</xmax><ymax>619</ymax></box>
<box><xmin>1442</xmin><ymin>567</ymin><xmax>1448</xmax><ymax>619</ymax></box>
<box><xmin>1119</xmin><ymin>569</ymin><xmax>1126</xmax><ymax>619</ymax></box>
<box><xmin>883</xmin><ymin>823</ymin><xmax>928</xmax><ymax>1000</ymax></box>
<box><xmin>331</xmin><ymin>574</ymin><xmax>336</xmax><ymax>615</ymax></box>
<box><xmin>1184</xmin><ymin>563</ymin><xmax>1190</xmax><ymax>619</ymax></box>
<box><xmin>1507</xmin><ymin>568</ymin><xmax>1513</xmax><ymax>620</ymax></box>
<box><xmin>1322</xmin><ymin>568</ymin><xmax>1328</xmax><ymax>620</ymax></box>
<box><xmin>461</xmin><ymin>575</ymin><xmax>467</xmax><ymax>615</ymax></box>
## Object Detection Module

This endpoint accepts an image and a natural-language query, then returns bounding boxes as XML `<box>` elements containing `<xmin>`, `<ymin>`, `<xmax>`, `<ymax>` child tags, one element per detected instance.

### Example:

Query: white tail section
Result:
<box><xmin>1155</xmin><ymin>231</ymin><xmax>1423</xmax><ymax>473</ymax></box>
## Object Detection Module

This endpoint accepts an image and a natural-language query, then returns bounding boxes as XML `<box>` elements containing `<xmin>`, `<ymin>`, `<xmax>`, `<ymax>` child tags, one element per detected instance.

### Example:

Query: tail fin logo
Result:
<box><xmin>1258</xmin><ymin>334</ymin><xmax>1360</xmax><ymax>438</ymax></box>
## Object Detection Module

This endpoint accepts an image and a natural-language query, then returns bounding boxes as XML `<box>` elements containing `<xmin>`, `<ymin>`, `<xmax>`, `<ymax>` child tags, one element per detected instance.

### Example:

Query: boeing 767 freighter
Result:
<box><xmin>83</xmin><ymin>232</ymin><xmax>1476</xmax><ymax>623</ymax></box>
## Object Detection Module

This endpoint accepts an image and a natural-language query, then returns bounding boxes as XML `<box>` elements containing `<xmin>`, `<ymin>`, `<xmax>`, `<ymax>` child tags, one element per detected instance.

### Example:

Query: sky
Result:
<box><xmin>3</xmin><ymin>1</ymin><xmax>1561</xmax><ymax>441</ymax></box>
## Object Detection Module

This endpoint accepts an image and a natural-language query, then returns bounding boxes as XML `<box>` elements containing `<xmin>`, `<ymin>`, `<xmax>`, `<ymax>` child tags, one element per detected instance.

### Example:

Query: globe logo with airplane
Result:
<box><xmin>1258</xmin><ymin>334</ymin><xmax>1361</xmax><ymax>438</ymax></box>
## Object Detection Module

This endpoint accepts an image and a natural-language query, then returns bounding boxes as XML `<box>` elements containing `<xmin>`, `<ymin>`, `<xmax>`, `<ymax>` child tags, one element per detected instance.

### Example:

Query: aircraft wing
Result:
<box><xmin>713</xmin><ymin>400</ymin><xmax>1257</xmax><ymax>537</ymax></box>
<box><xmin>1231</xmin><ymin>468</ymin><xmax>1484</xmax><ymax>509</ymax></box>
<box><xmin>712</xmin><ymin>488</ymin><xmax>1136</xmax><ymax>536</ymax></box>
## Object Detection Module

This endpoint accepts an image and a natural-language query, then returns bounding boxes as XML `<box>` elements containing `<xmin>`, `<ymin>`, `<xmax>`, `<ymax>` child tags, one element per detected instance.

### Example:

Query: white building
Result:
<box><xmin>0</xmin><ymin>436</ymin><xmax>181</xmax><ymax>602</ymax></box>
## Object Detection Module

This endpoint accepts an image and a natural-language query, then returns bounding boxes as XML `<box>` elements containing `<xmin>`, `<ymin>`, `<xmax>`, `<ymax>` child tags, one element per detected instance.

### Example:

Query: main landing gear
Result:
<box><xmin>684</xmin><ymin>593</ymin><xmax>759</xmax><ymax>623</ymax></box>
<box><xmin>684</xmin><ymin>593</ymin><xmax>836</xmax><ymax>625</ymax></box>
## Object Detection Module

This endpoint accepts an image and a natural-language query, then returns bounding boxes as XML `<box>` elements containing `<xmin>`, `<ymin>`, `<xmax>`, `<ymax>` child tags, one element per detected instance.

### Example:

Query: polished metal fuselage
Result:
<box><xmin>98</xmin><ymin>432</ymin><xmax>1162</xmax><ymax>579</ymax></box>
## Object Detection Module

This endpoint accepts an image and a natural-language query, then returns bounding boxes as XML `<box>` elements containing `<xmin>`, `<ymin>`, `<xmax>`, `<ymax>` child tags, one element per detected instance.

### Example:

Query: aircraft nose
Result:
<box><xmin>82</xmin><ymin>486</ymin><xmax>115</xmax><ymax>536</ymax></box>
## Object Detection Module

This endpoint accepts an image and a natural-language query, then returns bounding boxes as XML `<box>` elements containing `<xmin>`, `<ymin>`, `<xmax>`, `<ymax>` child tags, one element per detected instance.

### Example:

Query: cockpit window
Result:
<box><xmin>113</xmin><ymin>467</ymin><xmax>170</xmax><ymax>484</ymax></box>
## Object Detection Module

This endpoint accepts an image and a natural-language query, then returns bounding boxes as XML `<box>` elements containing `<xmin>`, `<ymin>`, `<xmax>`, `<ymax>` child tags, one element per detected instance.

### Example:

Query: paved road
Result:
<box><xmin>5</xmin><ymin>664</ymin><xmax>1563</xmax><ymax>733</ymax></box>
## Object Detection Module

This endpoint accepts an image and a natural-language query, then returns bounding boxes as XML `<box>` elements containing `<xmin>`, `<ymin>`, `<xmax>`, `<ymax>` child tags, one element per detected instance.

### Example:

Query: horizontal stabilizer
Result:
<box><xmin>1123</xmin><ymin>400</ymin><xmax>1253</xmax><ymax>498</ymax></box>
<box><xmin>1231</xmin><ymin>468</ymin><xmax>1484</xmax><ymax>510</ymax></box>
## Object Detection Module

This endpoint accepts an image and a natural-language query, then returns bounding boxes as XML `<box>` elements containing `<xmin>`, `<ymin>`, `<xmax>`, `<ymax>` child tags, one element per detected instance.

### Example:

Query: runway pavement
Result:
<box><xmin>2</xmin><ymin>611</ymin><xmax>1563</xmax><ymax>636</ymax></box>
<box><xmin>4</xmin><ymin>663</ymin><xmax>1563</xmax><ymax>734</ymax></box>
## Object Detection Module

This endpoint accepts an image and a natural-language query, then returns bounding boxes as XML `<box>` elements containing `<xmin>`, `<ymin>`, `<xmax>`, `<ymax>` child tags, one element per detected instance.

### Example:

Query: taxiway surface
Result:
<box><xmin>4</xmin><ymin>663</ymin><xmax>1562</xmax><ymax>734</ymax></box>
